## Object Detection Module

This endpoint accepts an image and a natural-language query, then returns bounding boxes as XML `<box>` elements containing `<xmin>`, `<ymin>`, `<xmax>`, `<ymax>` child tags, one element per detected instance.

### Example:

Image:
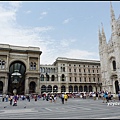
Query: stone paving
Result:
<box><xmin>0</xmin><ymin>97</ymin><xmax>120</xmax><ymax>119</ymax></box>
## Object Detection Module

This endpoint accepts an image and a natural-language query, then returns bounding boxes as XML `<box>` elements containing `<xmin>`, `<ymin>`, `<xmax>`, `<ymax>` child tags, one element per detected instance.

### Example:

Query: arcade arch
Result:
<box><xmin>8</xmin><ymin>61</ymin><xmax>26</xmax><ymax>95</ymax></box>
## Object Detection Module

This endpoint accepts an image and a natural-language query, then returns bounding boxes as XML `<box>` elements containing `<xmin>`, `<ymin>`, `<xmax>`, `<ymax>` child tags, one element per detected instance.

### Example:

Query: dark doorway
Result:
<box><xmin>8</xmin><ymin>61</ymin><xmax>26</xmax><ymax>95</ymax></box>
<box><xmin>0</xmin><ymin>81</ymin><xmax>3</xmax><ymax>94</ymax></box>
<box><xmin>115</xmin><ymin>80</ymin><xmax>119</xmax><ymax>94</ymax></box>
<box><xmin>29</xmin><ymin>82</ymin><xmax>36</xmax><ymax>93</ymax></box>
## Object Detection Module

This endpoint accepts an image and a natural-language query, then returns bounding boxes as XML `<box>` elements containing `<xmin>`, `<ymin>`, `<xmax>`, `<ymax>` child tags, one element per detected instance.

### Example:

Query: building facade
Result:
<box><xmin>40</xmin><ymin>57</ymin><xmax>102</xmax><ymax>94</ymax></box>
<box><xmin>98</xmin><ymin>3</ymin><xmax>120</xmax><ymax>94</ymax></box>
<box><xmin>0</xmin><ymin>44</ymin><xmax>42</xmax><ymax>95</ymax></box>
<box><xmin>0</xmin><ymin>44</ymin><xmax>102</xmax><ymax>95</ymax></box>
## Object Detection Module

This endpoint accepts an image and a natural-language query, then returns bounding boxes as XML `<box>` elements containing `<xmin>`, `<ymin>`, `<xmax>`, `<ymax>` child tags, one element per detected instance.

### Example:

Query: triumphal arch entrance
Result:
<box><xmin>0</xmin><ymin>44</ymin><xmax>42</xmax><ymax>95</ymax></box>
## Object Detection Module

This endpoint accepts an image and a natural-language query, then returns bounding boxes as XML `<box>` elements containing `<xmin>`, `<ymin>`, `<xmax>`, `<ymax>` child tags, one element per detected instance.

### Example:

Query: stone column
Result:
<box><xmin>58</xmin><ymin>75</ymin><xmax>61</xmax><ymax>82</ymax></box>
<box><xmin>25</xmin><ymin>77</ymin><xmax>29</xmax><ymax>94</ymax></box>
<box><xmin>3</xmin><ymin>77</ymin><xmax>8</xmax><ymax>94</ymax></box>
<box><xmin>66</xmin><ymin>83</ymin><xmax>69</xmax><ymax>93</ymax></box>
<box><xmin>36</xmin><ymin>78</ymin><xmax>40</xmax><ymax>94</ymax></box>
<box><xmin>119</xmin><ymin>83</ymin><xmax>120</xmax><ymax>92</ymax></box>
<box><xmin>97</xmin><ymin>86</ymin><xmax>100</xmax><ymax>92</ymax></box>
<box><xmin>58</xmin><ymin>83</ymin><xmax>61</xmax><ymax>93</ymax></box>
<box><xmin>113</xmin><ymin>80</ymin><xmax>116</xmax><ymax>94</ymax></box>
<box><xmin>93</xmin><ymin>86</ymin><xmax>96</xmax><ymax>92</ymax></box>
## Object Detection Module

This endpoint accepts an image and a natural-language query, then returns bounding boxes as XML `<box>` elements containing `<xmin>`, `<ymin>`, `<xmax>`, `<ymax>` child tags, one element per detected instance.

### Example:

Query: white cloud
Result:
<box><xmin>41</xmin><ymin>11</ymin><xmax>47</xmax><ymax>15</ymax></box>
<box><xmin>65</xmin><ymin>49</ymin><xmax>96</xmax><ymax>58</ymax></box>
<box><xmin>0</xmin><ymin>2</ymin><xmax>55</xmax><ymax>65</ymax></box>
<box><xmin>63</xmin><ymin>18</ymin><xmax>73</xmax><ymax>24</ymax></box>
<box><xmin>60</xmin><ymin>38</ymin><xmax>76</xmax><ymax>47</ymax></box>
<box><xmin>0</xmin><ymin>2</ymin><xmax>99</xmax><ymax>65</ymax></box>
<box><xmin>39</xmin><ymin>11</ymin><xmax>47</xmax><ymax>20</ymax></box>
<box><xmin>8</xmin><ymin>1</ymin><xmax>22</xmax><ymax>11</ymax></box>
<box><xmin>25</xmin><ymin>10</ymin><xmax>31</xmax><ymax>14</ymax></box>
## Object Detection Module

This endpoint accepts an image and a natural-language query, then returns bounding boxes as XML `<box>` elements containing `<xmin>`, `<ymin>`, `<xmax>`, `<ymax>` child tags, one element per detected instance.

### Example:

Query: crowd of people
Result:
<box><xmin>0</xmin><ymin>90</ymin><xmax>120</xmax><ymax>106</ymax></box>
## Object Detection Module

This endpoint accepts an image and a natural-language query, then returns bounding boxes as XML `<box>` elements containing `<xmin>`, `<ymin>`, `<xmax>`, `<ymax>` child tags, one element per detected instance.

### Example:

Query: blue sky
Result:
<box><xmin>0</xmin><ymin>1</ymin><xmax>120</xmax><ymax>64</ymax></box>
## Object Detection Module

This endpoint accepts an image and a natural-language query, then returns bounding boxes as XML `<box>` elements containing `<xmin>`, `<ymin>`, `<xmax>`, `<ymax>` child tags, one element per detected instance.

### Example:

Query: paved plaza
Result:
<box><xmin>0</xmin><ymin>97</ymin><xmax>120</xmax><ymax>119</ymax></box>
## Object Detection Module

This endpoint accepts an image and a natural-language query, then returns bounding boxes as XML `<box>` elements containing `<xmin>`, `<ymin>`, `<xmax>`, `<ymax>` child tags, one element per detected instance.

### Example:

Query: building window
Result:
<box><xmin>74</xmin><ymin>69</ymin><xmax>76</xmax><ymax>72</ymax></box>
<box><xmin>79</xmin><ymin>69</ymin><xmax>81</xmax><ymax>72</ymax></box>
<box><xmin>70</xmin><ymin>77</ymin><xmax>71</xmax><ymax>81</ymax></box>
<box><xmin>93</xmin><ymin>78</ymin><xmax>95</xmax><ymax>82</ymax></box>
<box><xmin>33</xmin><ymin>62</ymin><xmax>36</xmax><ymax>70</ymax></box>
<box><xmin>41</xmin><ymin>74</ymin><xmax>44</xmax><ymax>81</ymax></box>
<box><xmin>69</xmin><ymin>69</ymin><xmax>71</xmax><ymax>72</ymax></box>
<box><xmin>89</xmin><ymin>78</ymin><xmax>91</xmax><ymax>82</ymax></box>
<box><xmin>61</xmin><ymin>74</ymin><xmax>65</xmax><ymax>81</ymax></box>
<box><xmin>63</xmin><ymin>67</ymin><xmax>65</xmax><ymax>72</ymax></box>
<box><xmin>80</xmin><ymin>77</ymin><xmax>81</xmax><ymax>82</ymax></box>
<box><xmin>0</xmin><ymin>60</ymin><xmax>5</xmax><ymax>69</ymax></box>
<box><xmin>30</xmin><ymin>62</ymin><xmax>36</xmax><ymax>70</ymax></box>
<box><xmin>98</xmin><ymin>78</ymin><xmax>99</xmax><ymax>83</ymax></box>
<box><xmin>113</xmin><ymin>60</ymin><xmax>116</xmax><ymax>71</ymax></box>
<box><xmin>84</xmin><ymin>77</ymin><xmax>86</xmax><ymax>82</ymax></box>
<box><xmin>75</xmin><ymin>77</ymin><xmax>76</xmax><ymax>82</ymax></box>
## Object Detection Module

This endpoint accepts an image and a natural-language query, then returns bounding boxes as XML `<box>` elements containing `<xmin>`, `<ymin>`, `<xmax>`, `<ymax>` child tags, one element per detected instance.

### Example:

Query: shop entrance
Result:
<box><xmin>8</xmin><ymin>61</ymin><xmax>26</xmax><ymax>95</ymax></box>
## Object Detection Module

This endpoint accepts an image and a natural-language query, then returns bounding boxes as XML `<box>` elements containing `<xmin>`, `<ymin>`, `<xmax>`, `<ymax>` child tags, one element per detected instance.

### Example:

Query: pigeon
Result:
<box><xmin>24</xmin><ymin>106</ymin><xmax>26</xmax><ymax>108</ymax></box>
<box><xmin>4</xmin><ymin>106</ymin><xmax>7</xmax><ymax>108</ymax></box>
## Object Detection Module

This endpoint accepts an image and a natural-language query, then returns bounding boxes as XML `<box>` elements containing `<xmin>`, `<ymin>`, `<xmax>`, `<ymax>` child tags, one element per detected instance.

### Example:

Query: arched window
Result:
<box><xmin>41</xmin><ymin>74</ymin><xmax>44</xmax><ymax>81</ymax></box>
<box><xmin>0</xmin><ymin>81</ymin><xmax>3</xmax><ymax>93</ymax></box>
<box><xmin>61</xmin><ymin>85</ymin><xmax>66</xmax><ymax>92</ymax></box>
<box><xmin>74</xmin><ymin>85</ymin><xmax>78</xmax><ymax>93</ymax></box>
<box><xmin>89</xmin><ymin>85</ymin><xmax>93</xmax><ymax>92</ymax></box>
<box><xmin>51</xmin><ymin>75</ymin><xmax>55</xmax><ymax>81</ymax></box>
<box><xmin>112</xmin><ymin>60</ymin><xmax>116</xmax><ymax>71</ymax></box>
<box><xmin>79</xmin><ymin>86</ymin><xmax>83</xmax><ymax>92</ymax></box>
<box><xmin>46</xmin><ymin>73</ymin><xmax>49</xmax><ymax>81</ymax></box>
<box><xmin>69</xmin><ymin>85</ymin><xmax>73</xmax><ymax>92</ymax></box>
<box><xmin>0</xmin><ymin>60</ymin><xmax>5</xmax><ymax>69</ymax></box>
<box><xmin>61</xmin><ymin>74</ymin><xmax>65</xmax><ymax>81</ymax></box>
<box><xmin>84</xmin><ymin>86</ymin><xmax>88</xmax><ymax>92</ymax></box>
<box><xmin>48</xmin><ymin>68</ymin><xmax>50</xmax><ymax>73</ymax></box>
<box><xmin>47</xmin><ymin>85</ymin><xmax>52</xmax><ymax>93</ymax></box>
<box><xmin>29</xmin><ymin>82</ymin><xmax>36</xmax><ymax>93</ymax></box>
<box><xmin>30</xmin><ymin>62</ymin><xmax>33</xmax><ymax>70</ymax></box>
<box><xmin>53</xmin><ymin>85</ymin><xmax>58</xmax><ymax>93</ymax></box>
<box><xmin>33</xmin><ymin>62</ymin><xmax>36</xmax><ymax>70</ymax></box>
<box><xmin>41</xmin><ymin>85</ymin><xmax>46</xmax><ymax>93</ymax></box>
<box><xmin>43</xmin><ymin>68</ymin><xmax>45</xmax><ymax>73</ymax></box>
<box><xmin>40</xmin><ymin>67</ymin><xmax>42</xmax><ymax>73</ymax></box>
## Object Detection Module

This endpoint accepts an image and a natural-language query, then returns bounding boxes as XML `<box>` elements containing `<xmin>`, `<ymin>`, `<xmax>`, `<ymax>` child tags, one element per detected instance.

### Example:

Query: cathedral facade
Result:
<box><xmin>98</xmin><ymin>3</ymin><xmax>120</xmax><ymax>94</ymax></box>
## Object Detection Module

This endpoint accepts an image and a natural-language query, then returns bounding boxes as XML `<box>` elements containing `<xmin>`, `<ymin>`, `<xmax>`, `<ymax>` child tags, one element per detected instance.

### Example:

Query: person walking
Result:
<box><xmin>64</xmin><ymin>93</ymin><xmax>68</xmax><ymax>103</ymax></box>
<box><xmin>96</xmin><ymin>92</ymin><xmax>98</xmax><ymax>100</ymax></box>
<box><xmin>9</xmin><ymin>95</ymin><xmax>13</xmax><ymax>105</ymax></box>
<box><xmin>61</xmin><ymin>93</ymin><xmax>64</xmax><ymax>104</ymax></box>
<box><xmin>13</xmin><ymin>95</ymin><xmax>17</xmax><ymax>106</ymax></box>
